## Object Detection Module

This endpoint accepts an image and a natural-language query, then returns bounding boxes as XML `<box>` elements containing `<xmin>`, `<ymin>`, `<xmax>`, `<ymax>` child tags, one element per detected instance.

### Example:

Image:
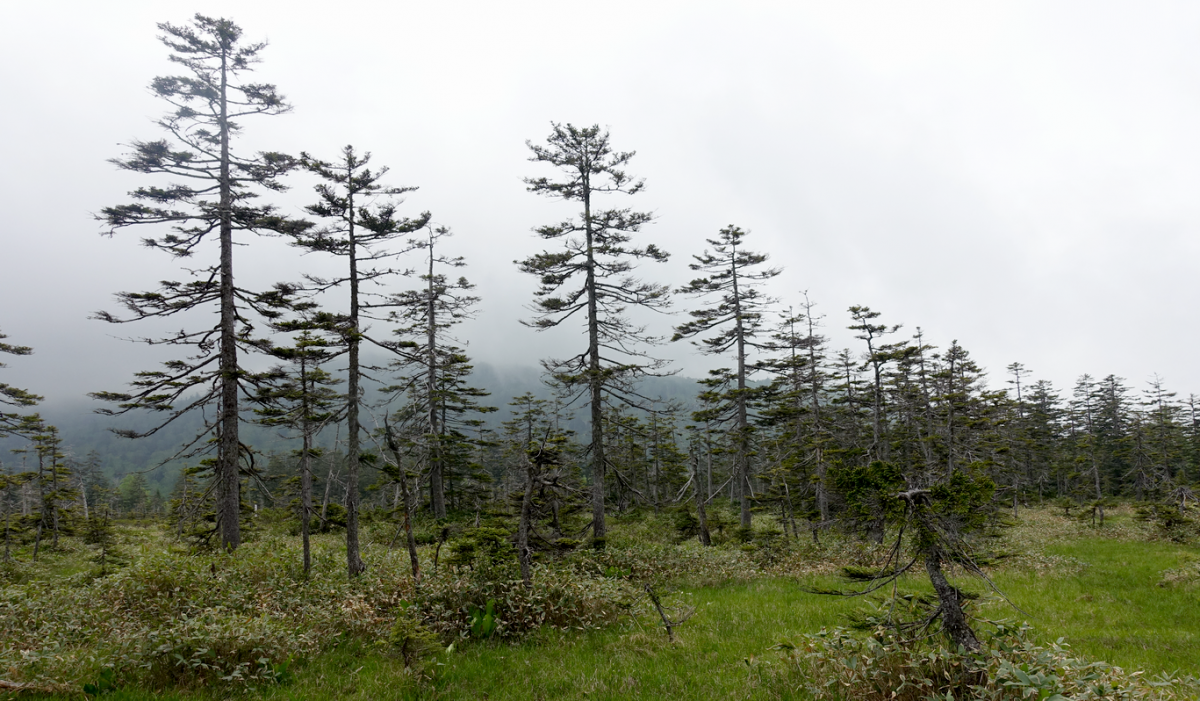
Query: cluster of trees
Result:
<box><xmin>3</xmin><ymin>16</ymin><xmax>1197</xmax><ymax>624</ymax></box>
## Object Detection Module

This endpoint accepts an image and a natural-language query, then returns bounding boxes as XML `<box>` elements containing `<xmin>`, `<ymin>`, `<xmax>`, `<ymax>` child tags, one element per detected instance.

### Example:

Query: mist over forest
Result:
<box><xmin>3</xmin><ymin>6</ymin><xmax>1200</xmax><ymax>700</ymax></box>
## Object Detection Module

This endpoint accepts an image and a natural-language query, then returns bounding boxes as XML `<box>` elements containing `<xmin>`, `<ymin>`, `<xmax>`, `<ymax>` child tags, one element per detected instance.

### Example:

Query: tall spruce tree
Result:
<box><xmin>386</xmin><ymin>224</ymin><xmax>493</xmax><ymax>518</ymax></box>
<box><xmin>848</xmin><ymin>306</ymin><xmax>904</xmax><ymax>461</ymax></box>
<box><xmin>517</xmin><ymin>123</ymin><xmax>670</xmax><ymax>544</ymax></box>
<box><xmin>673</xmin><ymin>225</ymin><xmax>780</xmax><ymax>527</ymax></box>
<box><xmin>94</xmin><ymin>15</ymin><xmax>305</xmax><ymax>550</ymax></box>
<box><xmin>294</xmin><ymin>145</ymin><xmax>428</xmax><ymax>575</ymax></box>
<box><xmin>255</xmin><ymin>327</ymin><xmax>343</xmax><ymax>575</ymax></box>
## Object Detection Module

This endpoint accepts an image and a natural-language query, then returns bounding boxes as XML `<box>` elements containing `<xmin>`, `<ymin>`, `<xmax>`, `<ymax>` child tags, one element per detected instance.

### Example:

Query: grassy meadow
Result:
<box><xmin>2</xmin><ymin>504</ymin><xmax>1199</xmax><ymax>700</ymax></box>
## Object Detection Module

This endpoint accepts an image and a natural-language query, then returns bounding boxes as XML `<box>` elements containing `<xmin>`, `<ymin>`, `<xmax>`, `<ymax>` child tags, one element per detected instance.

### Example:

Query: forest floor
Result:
<box><xmin>2</xmin><ymin>504</ymin><xmax>1199</xmax><ymax>700</ymax></box>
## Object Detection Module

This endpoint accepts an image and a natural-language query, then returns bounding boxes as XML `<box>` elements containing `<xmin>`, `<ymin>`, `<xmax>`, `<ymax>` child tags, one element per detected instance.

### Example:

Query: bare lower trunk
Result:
<box><xmin>694</xmin><ymin>461</ymin><xmax>711</xmax><ymax>547</ymax></box>
<box><xmin>590</xmin><ymin>380</ymin><xmax>606</xmax><ymax>545</ymax></box>
<box><xmin>518</xmin><ymin>461</ymin><xmax>536</xmax><ymax>588</ymax></box>
<box><xmin>217</xmin><ymin>49</ymin><xmax>241</xmax><ymax>552</ymax></box>
<box><xmin>383</xmin><ymin>422</ymin><xmax>421</xmax><ymax>586</ymax></box>
<box><xmin>320</xmin><ymin>469</ymin><xmax>334</xmax><ymax>523</ymax></box>
<box><xmin>924</xmin><ymin>546</ymin><xmax>980</xmax><ymax>651</ymax></box>
<box><xmin>301</xmin><ymin>435</ymin><xmax>313</xmax><ymax>576</ymax></box>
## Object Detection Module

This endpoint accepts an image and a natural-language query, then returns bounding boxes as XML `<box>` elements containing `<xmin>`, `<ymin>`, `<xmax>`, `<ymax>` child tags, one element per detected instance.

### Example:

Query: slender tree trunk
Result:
<box><xmin>320</xmin><ymin>468</ymin><xmax>335</xmax><ymax>523</ymax></box>
<box><xmin>299</xmin><ymin>358</ymin><xmax>314</xmax><ymax>576</ymax></box>
<box><xmin>803</xmin><ymin>307</ymin><xmax>829</xmax><ymax>523</ymax></box>
<box><xmin>344</xmin><ymin>175</ymin><xmax>365</xmax><ymax>576</ymax></box>
<box><xmin>518</xmin><ymin>459</ymin><xmax>536</xmax><ymax>588</ymax></box>
<box><xmin>383</xmin><ymin>424</ymin><xmax>421</xmax><ymax>586</ymax></box>
<box><xmin>584</xmin><ymin>180</ymin><xmax>607</xmax><ymax>545</ymax></box>
<box><xmin>426</xmin><ymin>241</ymin><xmax>447</xmax><ymax>519</ymax></box>
<box><xmin>693</xmin><ymin>455</ymin><xmax>712</xmax><ymax>546</ymax></box>
<box><xmin>731</xmin><ymin>248</ymin><xmax>752</xmax><ymax>529</ymax></box>
<box><xmin>33</xmin><ymin>454</ymin><xmax>45</xmax><ymax>561</ymax></box>
<box><xmin>49</xmin><ymin>453</ymin><xmax>59</xmax><ymax>549</ymax></box>
<box><xmin>704</xmin><ymin>421</ymin><xmax>714</xmax><ymax>499</ymax></box>
<box><xmin>216</xmin><ymin>46</ymin><xmax>241</xmax><ymax>551</ymax></box>
<box><xmin>300</xmin><ymin>439</ymin><xmax>313</xmax><ymax>575</ymax></box>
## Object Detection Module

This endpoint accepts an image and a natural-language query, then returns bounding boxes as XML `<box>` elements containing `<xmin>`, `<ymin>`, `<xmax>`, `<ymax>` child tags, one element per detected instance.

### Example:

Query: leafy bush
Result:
<box><xmin>776</xmin><ymin>620</ymin><xmax>1200</xmax><ymax>700</ymax></box>
<box><xmin>415</xmin><ymin>563</ymin><xmax>636</xmax><ymax>639</ymax></box>
<box><xmin>1136</xmin><ymin>504</ymin><xmax>1199</xmax><ymax>543</ymax></box>
<box><xmin>0</xmin><ymin>536</ymin><xmax>411</xmax><ymax>690</ymax></box>
<box><xmin>388</xmin><ymin>607</ymin><xmax>442</xmax><ymax>668</ymax></box>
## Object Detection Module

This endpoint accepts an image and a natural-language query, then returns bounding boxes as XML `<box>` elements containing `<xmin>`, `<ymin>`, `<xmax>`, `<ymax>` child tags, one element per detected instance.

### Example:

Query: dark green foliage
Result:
<box><xmin>672</xmin><ymin>506</ymin><xmax>700</xmax><ymax>540</ymax></box>
<box><xmin>0</xmin><ymin>329</ymin><xmax>41</xmax><ymax>439</ymax></box>
<box><xmin>389</xmin><ymin>607</ymin><xmax>442</xmax><ymax>667</ymax></box>
<box><xmin>518</xmin><ymin>123</ymin><xmax>671</xmax><ymax>543</ymax></box>
<box><xmin>1136</xmin><ymin>503</ymin><xmax>1198</xmax><ymax>542</ymax></box>
<box><xmin>82</xmin><ymin>667</ymin><xmax>118</xmax><ymax>696</ymax></box>
<box><xmin>84</xmin><ymin>508</ymin><xmax>121</xmax><ymax>575</ymax></box>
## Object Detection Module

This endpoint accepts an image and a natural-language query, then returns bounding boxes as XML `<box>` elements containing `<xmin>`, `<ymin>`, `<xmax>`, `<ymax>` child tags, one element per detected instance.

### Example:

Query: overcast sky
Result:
<box><xmin>3</xmin><ymin>1</ymin><xmax>1199</xmax><ymax>410</ymax></box>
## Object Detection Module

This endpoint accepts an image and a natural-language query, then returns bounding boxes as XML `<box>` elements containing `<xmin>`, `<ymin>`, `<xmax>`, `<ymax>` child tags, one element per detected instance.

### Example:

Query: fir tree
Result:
<box><xmin>294</xmin><ymin>145</ymin><xmax>429</xmax><ymax>576</ymax></box>
<box><xmin>517</xmin><ymin>123</ymin><xmax>670</xmax><ymax>544</ymax></box>
<box><xmin>674</xmin><ymin>225</ymin><xmax>780</xmax><ymax>527</ymax></box>
<box><xmin>93</xmin><ymin>15</ymin><xmax>307</xmax><ymax>551</ymax></box>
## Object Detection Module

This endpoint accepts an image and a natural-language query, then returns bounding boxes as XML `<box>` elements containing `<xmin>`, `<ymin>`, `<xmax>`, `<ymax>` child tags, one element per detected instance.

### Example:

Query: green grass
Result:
<box><xmin>986</xmin><ymin>532</ymin><xmax>1200</xmax><ymax>674</ymax></box>
<box><xmin>8</xmin><ymin>506</ymin><xmax>1200</xmax><ymax>700</ymax></box>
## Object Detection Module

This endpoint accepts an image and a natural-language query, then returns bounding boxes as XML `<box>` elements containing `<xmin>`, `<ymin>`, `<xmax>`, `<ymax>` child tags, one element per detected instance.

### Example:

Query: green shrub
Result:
<box><xmin>775</xmin><ymin>620</ymin><xmax>1200</xmax><ymax>701</ymax></box>
<box><xmin>414</xmin><ymin>563</ymin><xmax>635</xmax><ymax>639</ymax></box>
<box><xmin>389</xmin><ymin>607</ymin><xmax>442</xmax><ymax>668</ymax></box>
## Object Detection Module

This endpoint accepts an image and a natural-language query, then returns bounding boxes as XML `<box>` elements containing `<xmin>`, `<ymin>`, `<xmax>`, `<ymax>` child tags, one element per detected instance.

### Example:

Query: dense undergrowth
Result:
<box><xmin>1</xmin><ymin>504</ymin><xmax>1198</xmax><ymax>699</ymax></box>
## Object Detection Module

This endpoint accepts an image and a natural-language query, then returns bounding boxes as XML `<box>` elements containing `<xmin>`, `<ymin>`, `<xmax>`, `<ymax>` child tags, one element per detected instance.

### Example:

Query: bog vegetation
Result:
<box><xmin>3</xmin><ymin>13</ymin><xmax>1200</xmax><ymax>701</ymax></box>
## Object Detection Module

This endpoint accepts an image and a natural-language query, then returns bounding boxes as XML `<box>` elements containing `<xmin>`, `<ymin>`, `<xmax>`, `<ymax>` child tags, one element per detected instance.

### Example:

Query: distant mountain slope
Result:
<box><xmin>0</xmin><ymin>364</ymin><xmax>712</xmax><ymax>491</ymax></box>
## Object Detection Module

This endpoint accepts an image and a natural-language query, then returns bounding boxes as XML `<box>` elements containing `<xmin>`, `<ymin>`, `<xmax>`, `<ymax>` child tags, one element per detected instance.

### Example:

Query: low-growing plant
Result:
<box><xmin>1136</xmin><ymin>503</ymin><xmax>1198</xmax><ymax>543</ymax></box>
<box><xmin>468</xmin><ymin>599</ymin><xmax>498</xmax><ymax>639</ymax></box>
<box><xmin>389</xmin><ymin>607</ymin><xmax>442</xmax><ymax>667</ymax></box>
<box><xmin>775</xmin><ymin>620</ymin><xmax>1200</xmax><ymax>701</ymax></box>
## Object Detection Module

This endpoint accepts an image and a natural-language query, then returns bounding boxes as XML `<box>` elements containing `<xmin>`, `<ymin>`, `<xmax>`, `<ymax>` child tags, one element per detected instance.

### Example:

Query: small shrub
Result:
<box><xmin>1136</xmin><ymin>504</ymin><xmax>1198</xmax><ymax>543</ymax></box>
<box><xmin>775</xmin><ymin>620</ymin><xmax>1200</xmax><ymax>701</ymax></box>
<box><xmin>672</xmin><ymin>507</ymin><xmax>700</xmax><ymax>541</ymax></box>
<box><xmin>389</xmin><ymin>608</ymin><xmax>442</xmax><ymax>667</ymax></box>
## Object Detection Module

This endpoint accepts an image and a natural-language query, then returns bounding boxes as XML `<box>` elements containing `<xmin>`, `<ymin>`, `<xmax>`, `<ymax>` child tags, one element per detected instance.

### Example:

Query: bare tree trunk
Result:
<box><xmin>383</xmin><ymin>422</ymin><xmax>421</xmax><ymax>586</ymax></box>
<box><xmin>693</xmin><ymin>459</ymin><xmax>712</xmax><ymax>546</ymax></box>
<box><xmin>320</xmin><ymin>468</ymin><xmax>336</xmax><ymax>524</ymax></box>
<box><xmin>426</xmin><ymin>241</ymin><xmax>447</xmax><ymax>520</ymax></box>
<box><xmin>517</xmin><ymin>460</ymin><xmax>536</xmax><ymax>588</ymax></box>
<box><xmin>216</xmin><ymin>46</ymin><xmax>241</xmax><ymax>552</ymax></box>
<box><xmin>924</xmin><ymin>545</ymin><xmax>980</xmax><ymax>651</ymax></box>
<box><xmin>585</xmin><ymin>184</ymin><xmax>608</xmax><ymax>546</ymax></box>
<box><xmin>300</xmin><ymin>430</ymin><xmax>313</xmax><ymax>577</ymax></box>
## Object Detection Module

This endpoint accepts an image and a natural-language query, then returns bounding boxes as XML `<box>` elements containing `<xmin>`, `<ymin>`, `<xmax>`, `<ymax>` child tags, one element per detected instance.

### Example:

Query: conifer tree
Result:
<box><xmin>0</xmin><ymin>329</ymin><xmax>41</xmax><ymax>438</ymax></box>
<box><xmin>294</xmin><ymin>145</ymin><xmax>429</xmax><ymax>575</ymax></box>
<box><xmin>518</xmin><ymin>123</ymin><xmax>670</xmax><ymax>544</ymax></box>
<box><xmin>93</xmin><ymin>15</ymin><xmax>306</xmax><ymax>551</ymax></box>
<box><xmin>763</xmin><ymin>296</ymin><xmax>831</xmax><ymax>522</ymax></box>
<box><xmin>674</xmin><ymin>225</ymin><xmax>780</xmax><ymax>527</ymax></box>
<box><xmin>847</xmin><ymin>306</ymin><xmax>904</xmax><ymax>461</ymax></box>
<box><xmin>255</xmin><ymin>328</ymin><xmax>343</xmax><ymax>575</ymax></box>
<box><xmin>386</xmin><ymin>224</ymin><xmax>493</xmax><ymax>518</ymax></box>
